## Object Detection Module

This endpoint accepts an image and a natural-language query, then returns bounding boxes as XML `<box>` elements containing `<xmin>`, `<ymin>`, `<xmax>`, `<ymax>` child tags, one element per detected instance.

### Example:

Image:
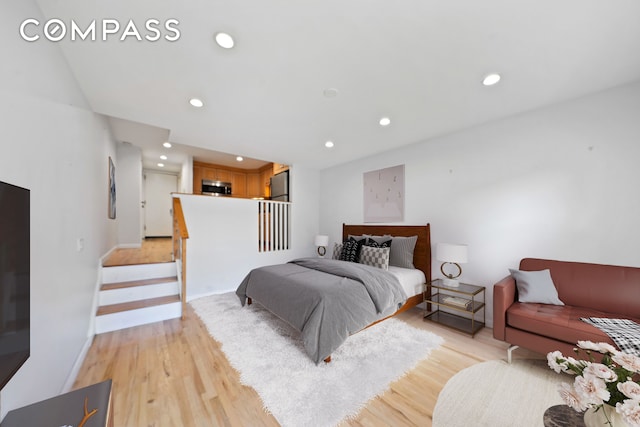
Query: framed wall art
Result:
<box><xmin>363</xmin><ymin>164</ymin><xmax>404</xmax><ymax>223</ymax></box>
<box><xmin>108</xmin><ymin>156</ymin><xmax>116</xmax><ymax>219</ymax></box>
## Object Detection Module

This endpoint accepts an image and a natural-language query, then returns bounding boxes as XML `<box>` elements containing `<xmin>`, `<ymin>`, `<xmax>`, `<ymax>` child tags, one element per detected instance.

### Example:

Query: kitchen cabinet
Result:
<box><xmin>192</xmin><ymin>161</ymin><xmax>275</xmax><ymax>199</ymax></box>
<box><xmin>192</xmin><ymin>167</ymin><xmax>204</xmax><ymax>194</ymax></box>
<box><xmin>273</xmin><ymin>163</ymin><xmax>289</xmax><ymax>175</ymax></box>
<box><xmin>231</xmin><ymin>172</ymin><xmax>247</xmax><ymax>198</ymax></box>
<box><xmin>247</xmin><ymin>173</ymin><xmax>261</xmax><ymax>198</ymax></box>
<box><xmin>201</xmin><ymin>168</ymin><xmax>231</xmax><ymax>182</ymax></box>
<box><xmin>260</xmin><ymin>166</ymin><xmax>273</xmax><ymax>198</ymax></box>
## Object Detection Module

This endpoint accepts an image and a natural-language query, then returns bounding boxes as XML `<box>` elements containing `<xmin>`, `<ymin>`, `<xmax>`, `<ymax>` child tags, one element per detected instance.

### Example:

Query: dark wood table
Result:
<box><xmin>1</xmin><ymin>379</ymin><xmax>113</xmax><ymax>427</ymax></box>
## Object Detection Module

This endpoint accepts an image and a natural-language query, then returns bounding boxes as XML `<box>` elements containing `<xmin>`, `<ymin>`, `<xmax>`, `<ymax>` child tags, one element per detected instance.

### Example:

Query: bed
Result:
<box><xmin>235</xmin><ymin>223</ymin><xmax>431</xmax><ymax>364</ymax></box>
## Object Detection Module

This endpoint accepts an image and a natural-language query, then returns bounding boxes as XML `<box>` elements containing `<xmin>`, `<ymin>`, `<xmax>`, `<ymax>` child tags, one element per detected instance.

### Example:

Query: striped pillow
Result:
<box><xmin>388</xmin><ymin>235</ymin><xmax>418</xmax><ymax>269</ymax></box>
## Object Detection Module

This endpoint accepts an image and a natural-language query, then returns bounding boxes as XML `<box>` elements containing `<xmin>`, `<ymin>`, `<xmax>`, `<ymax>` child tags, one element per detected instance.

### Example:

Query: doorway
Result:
<box><xmin>143</xmin><ymin>171</ymin><xmax>178</xmax><ymax>237</ymax></box>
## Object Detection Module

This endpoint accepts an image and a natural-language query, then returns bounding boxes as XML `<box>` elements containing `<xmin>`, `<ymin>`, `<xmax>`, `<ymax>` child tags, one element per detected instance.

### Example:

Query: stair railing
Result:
<box><xmin>172</xmin><ymin>196</ymin><xmax>189</xmax><ymax>319</ymax></box>
<box><xmin>257</xmin><ymin>200</ymin><xmax>291</xmax><ymax>252</ymax></box>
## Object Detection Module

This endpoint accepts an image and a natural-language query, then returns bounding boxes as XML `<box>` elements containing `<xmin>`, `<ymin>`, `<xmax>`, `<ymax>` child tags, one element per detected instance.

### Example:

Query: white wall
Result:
<box><xmin>0</xmin><ymin>0</ymin><xmax>118</xmax><ymax>418</ymax></box>
<box><xmin>319</xmin><ymin>81</ymin><xmax>640</xmax><ymax>327</ymax></box>
<box><xmin>178</xmin><ymin>165</ymin><xmax>321</xmax><ymax>299</ymax></box>
<box><xmin>116</xmin><ymin>142</ymin><xmax>142</xmax><ymax>246</ymax></box>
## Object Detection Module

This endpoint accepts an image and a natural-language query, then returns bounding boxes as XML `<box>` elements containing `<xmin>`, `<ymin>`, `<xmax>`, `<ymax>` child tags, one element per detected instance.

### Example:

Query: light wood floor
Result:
<box><xmin>79</xmin><ymin>241</ymin><xmax>543</xmax><ymax>426</ymax></box>
<box><xmin>103</xmin><ymin>237</ymin><xmax>173</xmax><ymax>266</ymax></box>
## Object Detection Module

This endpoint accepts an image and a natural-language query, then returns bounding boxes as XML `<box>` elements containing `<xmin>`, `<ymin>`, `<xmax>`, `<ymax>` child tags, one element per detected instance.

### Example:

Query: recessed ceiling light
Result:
<box><xmin>189</xmin><ymin>98</ymin><xmax>204</xmax><ymax>108</ymax></box>
<box><xmin>163</xmin><ymin>142</ymin><xmax>172</xmax><ymax>148</ymax></box>
<box><xmin>215</xmin><ymin>32</ymin><xmax>234</xmax><ymax>49</ymax></box>
<box><xmin>160</xmin><ymin>155</ymin><xmax>167</xmax><ymax>160</ymax></box>
<box><xmin>325</xmin><ymin>141</ymin><xmax>334</xmax><ymax>148</ymax></box>
<box><xmin>482</xmin><ymin>73</ymin><xmax>501</xmax><ymax>86</ymax></box>
<box><xmin>379</xmin><ymin>117</ymin><xmax>391</xmax><ymax>126</ymax></box>
<box><xmin>157</xmin><ymin>163</ymin><xmax>165</xmax><ymax>167</ymax></box>
<box><xmin>236</xmin><ymin>156</ymin><xmax>244</xmax><ymax>162</ymax></box>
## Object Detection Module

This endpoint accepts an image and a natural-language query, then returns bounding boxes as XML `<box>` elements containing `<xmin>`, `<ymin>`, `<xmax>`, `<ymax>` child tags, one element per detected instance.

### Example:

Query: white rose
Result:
<box><xmin>618</xmin><ymin>381</ymin><xmax>640</xmax><ymax>400</ymax></box>
<box><xmin>584</xmin><ymin>363</ymin><xmax>617</xmax><ymax>382</ymax></box>
<box><xmin>613</xmin><ymin>353</ymin><xmax>640</xmax><ymax>373</ymax></box>
<box><xmin>547</xmin><ymin>351</ymin><xmax>565</xmax><ymax>373</ymax></box>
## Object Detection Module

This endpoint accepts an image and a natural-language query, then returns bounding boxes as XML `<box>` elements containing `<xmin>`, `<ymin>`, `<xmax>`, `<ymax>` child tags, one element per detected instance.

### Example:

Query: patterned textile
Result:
<box><xmin>364</xmin><ymin>238</ymin><xmax>392</xmax><ymax>248</ymax></box>
<box><xmin>332</xmin><ymin>242</ymin><xmax>342</xmax><ymax>260</ymax></box>
<box><xmin>359</xmin><ymin>246</ymin><xmax>390</xmax><ymax>270</ymax></box>
<box><xmin>581</xmin><ymin>317</ymin><xmax>640</xmax><ymax>356</ymax></box>
<box><xmin>339</xmin><ymin>239</ymin><xmax>363</xmax><ymax>263</ymax></box>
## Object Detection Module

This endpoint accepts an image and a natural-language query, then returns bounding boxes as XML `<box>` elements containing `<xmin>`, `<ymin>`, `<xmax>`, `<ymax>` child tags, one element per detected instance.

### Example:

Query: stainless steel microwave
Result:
<box><xmin>202</xmin><ymin>179</ymin><xmax>232</xmax><ymax>196</ymax></box>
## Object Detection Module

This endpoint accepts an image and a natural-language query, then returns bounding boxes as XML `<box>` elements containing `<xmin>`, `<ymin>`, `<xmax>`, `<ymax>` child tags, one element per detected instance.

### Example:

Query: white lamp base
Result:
<box><xmin>442</xmin><ymin>278</ymin><xmax>460</xmax><ymax>287</ymax></box>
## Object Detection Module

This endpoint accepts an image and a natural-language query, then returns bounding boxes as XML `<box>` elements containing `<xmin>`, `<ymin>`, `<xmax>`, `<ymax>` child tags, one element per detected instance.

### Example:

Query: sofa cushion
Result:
<box><xmin>506</xmin><ymin>303</ymin><xmax>640</xmax><ymax>346</ymax></box>
<box><xmin>519</xmin><ymin>258</ymin><xmax>640</xmax><ymax>317</ymax></box>
<box><xmin>509</xmin><ymin>268</ymin><xmax>564</xmax><ymax>305</ymax></box>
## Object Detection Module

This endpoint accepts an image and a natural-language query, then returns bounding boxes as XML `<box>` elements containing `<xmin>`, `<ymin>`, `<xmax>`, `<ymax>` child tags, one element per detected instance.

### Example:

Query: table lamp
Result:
<box><xmin>315</xmin><ymin>235</ymin><xmax>329</xmax><ymax>257</ymax></box>
<box><xmin>436</xmin><ymin>243</ymin><xmax>468</xmax><ymax>287</ymax></box>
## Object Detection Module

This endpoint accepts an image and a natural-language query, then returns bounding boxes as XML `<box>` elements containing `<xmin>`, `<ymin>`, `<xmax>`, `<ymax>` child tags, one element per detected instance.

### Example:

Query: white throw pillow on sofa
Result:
<box><xmin>509</xmin><ymin>268</ymin><xmax>564</xmax><ymax>305</ymax></box>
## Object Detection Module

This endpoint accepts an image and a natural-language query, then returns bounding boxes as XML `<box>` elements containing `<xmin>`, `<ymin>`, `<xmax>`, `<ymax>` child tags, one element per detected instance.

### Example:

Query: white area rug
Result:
<box><xmin>191</xmin><ymin>292</ymin><xmax>443</xmax><ymax>427</ymax></box>
<box><xmin>433</xmin><ymin>359</ymin><xmax>567</xmax><ymax>427</ymax></box>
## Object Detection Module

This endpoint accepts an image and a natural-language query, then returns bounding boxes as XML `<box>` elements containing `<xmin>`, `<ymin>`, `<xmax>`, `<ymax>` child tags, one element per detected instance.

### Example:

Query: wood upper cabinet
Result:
<box><xmin>192</xmin><ymin>166</ymin><xmax>204</xmax><ymax>194</ymax></box>
<box><xmin>260</xmin><ymin>166</ymin><xmax>273</xmax><ymax>198</ymax></box>
<box><xmin>192</xmin><ymin>161</ymin><xmax>275</xmax><ymax>199</ymax></box>
<box><xmin>231</xmin><ymin>172</ymin><xmax>247</xmax><ymax>198</ymax></box>
<box><xmin>273</xmin><ymin>163</ymin><xmax>289</xmax><ymax>175</ymax></box>
<box><xmin>247</xmin><ymin>173</ymin><xmax>260</xmax><ymax>198</ymax></box>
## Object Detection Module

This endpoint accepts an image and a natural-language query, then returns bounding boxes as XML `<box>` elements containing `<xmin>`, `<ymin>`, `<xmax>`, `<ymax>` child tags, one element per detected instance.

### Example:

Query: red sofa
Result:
<box><xmin>493</xmin><ymin>258</ymin><xmax>640</xmax><ymax>361</ymax></box>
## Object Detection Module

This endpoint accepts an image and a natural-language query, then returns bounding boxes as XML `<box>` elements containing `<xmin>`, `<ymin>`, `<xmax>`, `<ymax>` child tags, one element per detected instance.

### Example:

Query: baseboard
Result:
<box><xmin>186</xmin><ymin>288</ymin><xmax>236</xmax><ymax>302</ymax></box>
<box><xmin>100</xmin><ymin>242</ymin><xmax>142</xmax><ymax>265</ymax></box>
<box><xmin>61</xmin><ymin>334</ymin><xmax>94</xmax><ymax>394</ymax></box>
<box><xmin>118</xmin><ymin>243</ymin><xmax>142</xmax><ymax>249</ymax></box>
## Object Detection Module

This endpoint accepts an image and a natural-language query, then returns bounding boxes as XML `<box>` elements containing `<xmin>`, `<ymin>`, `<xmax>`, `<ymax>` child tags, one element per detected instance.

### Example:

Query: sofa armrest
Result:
<box><xmin>493</xmin><ymin>275</ymin><xmax>517</xmax><ymax>341</ymax></box>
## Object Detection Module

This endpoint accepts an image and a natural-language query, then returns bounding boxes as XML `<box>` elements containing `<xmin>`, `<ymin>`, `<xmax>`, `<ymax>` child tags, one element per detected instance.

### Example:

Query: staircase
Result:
<box><xmin>95</xmin><ymin>262</ymin><xmax>182</xmax><ymax>334</ymax></box>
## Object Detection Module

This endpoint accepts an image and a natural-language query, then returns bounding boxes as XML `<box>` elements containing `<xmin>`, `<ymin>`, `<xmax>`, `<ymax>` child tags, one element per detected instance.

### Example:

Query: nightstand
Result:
<box><xmin>423</xmin><ymin>278</ymin><xmax>485</xmax><ymax>336</ymax></box>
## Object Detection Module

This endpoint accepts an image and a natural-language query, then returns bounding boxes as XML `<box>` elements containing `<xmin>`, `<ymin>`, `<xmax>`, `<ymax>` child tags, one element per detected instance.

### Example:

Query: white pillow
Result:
<box><xmin>509</xmin><ymin>269</ymin><xmax>564</xmax><ymax>305</ymax></box>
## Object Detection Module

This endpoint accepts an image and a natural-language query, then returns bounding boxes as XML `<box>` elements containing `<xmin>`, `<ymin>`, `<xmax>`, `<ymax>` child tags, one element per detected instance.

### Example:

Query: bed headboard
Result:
<box><xmin>342</xmin><ymin>223</ymin><xmax>431</xmax><ymax>282</ymax></box>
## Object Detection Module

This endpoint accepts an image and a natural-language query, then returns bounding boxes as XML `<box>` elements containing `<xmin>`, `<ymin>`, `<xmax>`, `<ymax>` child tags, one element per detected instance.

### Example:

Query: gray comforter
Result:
<box><xmin>235</xmin><ymin>258</ymin><xmax>407</xmax><ymax>364</ymax></box>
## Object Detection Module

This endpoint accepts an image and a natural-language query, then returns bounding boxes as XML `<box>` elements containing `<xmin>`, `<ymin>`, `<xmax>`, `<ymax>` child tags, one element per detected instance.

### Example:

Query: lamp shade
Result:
<box><xmin>315</xmin><ymin>235</ymin><xmax>329</xmax><ymax>247</ymax></box>
<box><xmin>436</xmin><ymin>243</ymin><xmax>468</xmax><ymax>263</ymax></box>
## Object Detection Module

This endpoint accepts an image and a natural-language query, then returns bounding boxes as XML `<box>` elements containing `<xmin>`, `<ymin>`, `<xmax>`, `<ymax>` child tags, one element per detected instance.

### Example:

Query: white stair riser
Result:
<box><xmin>99</xmin><ymin>282</ymin><xmax>179</xmax><ymax>306</ymax></box>
<box><xmin>102</xmin><ymin>262</ymin><xmax>177</xmax><ymax>284</ymax></box>
<box><xmin>95</xmin><ymin>302</ymin><xmax>182</xmax><ymax>334</ymax></box>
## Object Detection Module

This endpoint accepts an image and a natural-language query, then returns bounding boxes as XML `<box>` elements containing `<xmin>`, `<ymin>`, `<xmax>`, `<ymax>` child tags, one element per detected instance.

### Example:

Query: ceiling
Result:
<box><xmin>33</xmin><ymin>0</ymin><xmax>640</xmax><ymax>172</ymax></box>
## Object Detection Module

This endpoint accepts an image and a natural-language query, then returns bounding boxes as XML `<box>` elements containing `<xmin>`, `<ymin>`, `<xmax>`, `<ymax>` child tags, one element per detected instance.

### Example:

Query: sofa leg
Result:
<box><xmin>507</xmin><ymin>345</ymin><xmax>519</xmax><ymax>364</ymax></box>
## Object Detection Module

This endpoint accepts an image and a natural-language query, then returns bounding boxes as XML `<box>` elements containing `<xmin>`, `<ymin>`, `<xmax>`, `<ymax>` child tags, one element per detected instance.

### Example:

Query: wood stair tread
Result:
<box><xmin>97</xmin><ymin>295</ymin><xmax>180</xmax><ymax>316</ymax></box>
<box><xmin>101</xmin><ymin>276</ymin><xmax>178</xmax><ymax>291</ymax></box>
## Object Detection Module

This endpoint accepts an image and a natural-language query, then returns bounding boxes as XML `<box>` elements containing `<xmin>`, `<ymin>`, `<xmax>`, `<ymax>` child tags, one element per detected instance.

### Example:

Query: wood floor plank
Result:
<box><xmin>75</xmin><ymin>305</ymin><xmax>544</xmax><ymax>426</ymax></box>
<box><xmin>78</xmin><ymin>238</ymin><xmax>544</xmax><ymax>426</ymax></box>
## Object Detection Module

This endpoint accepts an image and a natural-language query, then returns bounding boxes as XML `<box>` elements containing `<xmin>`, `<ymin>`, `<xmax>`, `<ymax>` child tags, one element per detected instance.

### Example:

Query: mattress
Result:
<box><xmin>389</xmin><ymin>266</ymin><xmax>426</xmax><ymax>297</ymax></box>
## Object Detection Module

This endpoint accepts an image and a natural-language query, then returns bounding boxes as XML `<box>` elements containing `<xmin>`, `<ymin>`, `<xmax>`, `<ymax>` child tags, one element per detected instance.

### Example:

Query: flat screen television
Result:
<box><xmin>0</xmin><ymin>180</ymin><xmax>30</xmax><ymax>390</ymax></box>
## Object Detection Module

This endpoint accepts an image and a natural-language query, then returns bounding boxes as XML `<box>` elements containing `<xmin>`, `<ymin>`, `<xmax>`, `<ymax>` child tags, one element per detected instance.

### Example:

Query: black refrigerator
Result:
<box><xmin>270</xmin><ymin>170</ymin><xmax>289</xmax><ymax>201</ymax></box>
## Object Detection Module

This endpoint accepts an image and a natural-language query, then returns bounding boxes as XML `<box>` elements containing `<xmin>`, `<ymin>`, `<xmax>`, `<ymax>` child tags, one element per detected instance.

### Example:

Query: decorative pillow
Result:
<box><xmin>359</xmin><ymin>246</ymin><xmax>390</xmax><ymax>270</ymax></box>
<box><xmin>339</xmin><ymin>238</ymin><xmax>365</xmax><ymax>263</ymax></box>
<box><xmin>332</xmin><ymin>242</ymin><xmax>342</xmax><ymax>260</ymax></box>
<box><xmin>509</xmin><ymin>269</ymin><xmax>564</xmax><ymax>305</ymax></box>
<box><xmin>364</xmin><ymin>238</ymin><xmax>392</xmax><ymax>248</ymax></box>
<box><xmin>387</xmin><ymin>235</ymin><xmax>418</xmax><ymax>269</ymax></box>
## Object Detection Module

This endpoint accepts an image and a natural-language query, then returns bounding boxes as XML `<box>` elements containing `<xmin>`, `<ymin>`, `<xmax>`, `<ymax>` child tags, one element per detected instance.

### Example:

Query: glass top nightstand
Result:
<box><xmin>423</xmin><ymin>278</ymin><xmax>486</xmax><ymax>336</ymax></box>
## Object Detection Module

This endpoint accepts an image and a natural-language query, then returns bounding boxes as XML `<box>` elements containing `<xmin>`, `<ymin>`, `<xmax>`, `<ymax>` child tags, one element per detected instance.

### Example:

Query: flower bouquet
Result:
<box><xmin>547</xmin><ymin>341</ymin><xmax>640</xmax><ymax>427</ymax></box>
